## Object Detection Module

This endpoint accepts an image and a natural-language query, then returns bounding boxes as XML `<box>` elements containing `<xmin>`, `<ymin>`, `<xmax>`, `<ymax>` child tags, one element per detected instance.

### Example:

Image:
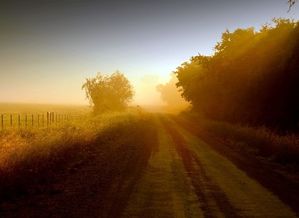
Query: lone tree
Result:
<box><xmin>82</xmin><ymin>71</ymin><xmax>134</xmax><ymax>114</ymax></box>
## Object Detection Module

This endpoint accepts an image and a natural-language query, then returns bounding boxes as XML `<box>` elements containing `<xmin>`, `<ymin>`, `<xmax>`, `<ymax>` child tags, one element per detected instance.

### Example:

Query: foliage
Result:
<box><xmin>82</xmin><ymin>71</ymin><xmax>134</xmax><ymax>114</ymax></box>
<box><xmin>175</xmin><ymin>19</ymin><xmax>299</xmax><ymax>130</ymax></box>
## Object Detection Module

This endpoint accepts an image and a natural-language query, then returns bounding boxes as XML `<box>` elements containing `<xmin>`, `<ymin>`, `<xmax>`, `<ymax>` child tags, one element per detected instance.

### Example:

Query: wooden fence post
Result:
<box><xmin>0</xmin><ymin>112</ymin><xmax>79</xmax><ymax>130</ymax></box>
<box><xmin>18</xmin><ymin>114</ymin><xmax>21</xmax><ymax>128</ymax></box>
<box><xmin>1</xmin><ymin>114</ymin><xmax>3</xmax><ymax>130</ymax></box>
<box><xmin>10</xmin><ymin>114</ymin><xmax>13</xmax><ymax>127</ymax></box>
<box><xmin>25</xmin><ymin>114</ymin><xmax>28</xmax><ymax>128</ymax></box>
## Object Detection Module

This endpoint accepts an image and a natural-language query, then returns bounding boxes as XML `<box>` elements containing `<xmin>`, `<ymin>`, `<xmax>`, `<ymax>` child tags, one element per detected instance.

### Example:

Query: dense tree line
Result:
<box><xmin>175</xmin><ymin>19</ymin><xmax>299</xmax><ymax>130</ymax></box>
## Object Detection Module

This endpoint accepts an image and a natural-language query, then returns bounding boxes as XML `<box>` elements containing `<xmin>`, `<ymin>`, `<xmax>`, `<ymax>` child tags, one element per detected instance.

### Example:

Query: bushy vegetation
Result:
<box><xmin>175</xmin><ymin>19</ymin><xmax>299</xmax><ymax>130</ymax></box>
<box><xmin>82</xmin><ymin>72</ymin><xmax>134</xmax><ymax>114</ymax></box>
<box><xmin>179</xmin><ymin>112</ymin><xmax>299</xmax><ymax>167</ymax></box>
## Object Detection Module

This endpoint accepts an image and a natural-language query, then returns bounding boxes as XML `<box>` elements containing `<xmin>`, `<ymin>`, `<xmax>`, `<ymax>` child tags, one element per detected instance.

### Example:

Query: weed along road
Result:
<box><xmin>1</xmin><ymin>114</ymin><xmax>297</xmax><ymax>218</ymax></box>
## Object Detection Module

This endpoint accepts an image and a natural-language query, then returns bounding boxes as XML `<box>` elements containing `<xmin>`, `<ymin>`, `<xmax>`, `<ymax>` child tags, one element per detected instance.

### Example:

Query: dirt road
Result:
<box><xmin>1</xmin><ymin>114</ymin><xmax>297</xmax><ymax>217</ymax></box>
<box><xmin>122</xmin><ymin>115</ymin><xmax>296</xmax><ymax>218</ymax></box>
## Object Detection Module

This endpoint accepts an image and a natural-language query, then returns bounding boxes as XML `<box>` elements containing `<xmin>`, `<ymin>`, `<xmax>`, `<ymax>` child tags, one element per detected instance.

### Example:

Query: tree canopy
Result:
<box><xmin>82</xmin><ymin>71</ymin><xmax>134</xmax><ymax>114</ymax></box>
<box><xmin>175</xmin><ymin>19</ymin><xmax>299</xmax><ymax>130</ymax></box>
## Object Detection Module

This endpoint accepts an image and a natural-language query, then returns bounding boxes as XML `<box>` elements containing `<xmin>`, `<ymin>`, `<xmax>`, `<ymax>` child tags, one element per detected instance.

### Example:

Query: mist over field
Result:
<box><xmin>1</xmin><ymin>1</ymin><xmax>299</xmax><ymax>217</ymax></box>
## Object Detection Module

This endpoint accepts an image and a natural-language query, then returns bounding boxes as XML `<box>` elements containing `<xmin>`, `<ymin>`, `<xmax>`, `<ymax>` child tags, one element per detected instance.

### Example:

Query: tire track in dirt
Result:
<box><xmin>161</xmin><ymin>117</ymin><xmax>241</xmax><ymax>218</ymax></box>
<box><xmin>122</xmin><ymin>116</ymin><xmax>203</xmax><ymax>218</ymax></box>
<box><xmin>174</xmin><ymin>116</ymin><xmax>299</xmax><ymax>216</ymax></box>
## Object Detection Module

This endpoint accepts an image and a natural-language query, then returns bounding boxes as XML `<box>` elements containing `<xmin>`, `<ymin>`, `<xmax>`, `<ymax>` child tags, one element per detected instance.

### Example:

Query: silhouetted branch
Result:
<box><xmin>288</xmin><ymin>0</ymin><xmax>297</xmax><ymax>12</ymax></box>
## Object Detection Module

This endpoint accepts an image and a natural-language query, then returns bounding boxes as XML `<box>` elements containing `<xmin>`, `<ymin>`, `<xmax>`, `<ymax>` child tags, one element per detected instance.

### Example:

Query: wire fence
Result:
<box><xmin>0</xmin><ymin>112</ymin><xmax>71</xmax><ymax>130</ymax></box>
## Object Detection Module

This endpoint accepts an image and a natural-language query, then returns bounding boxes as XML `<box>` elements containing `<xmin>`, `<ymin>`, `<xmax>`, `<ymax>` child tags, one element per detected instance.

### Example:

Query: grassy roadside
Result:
<box><xmin>175</xmin><ymin>112</ymin><xmax>299</xmax><ymax>215</ymax></box>
<box><xmin>0</xmin><ymin>112</ymin><xmax>156</xmax><ymax>205</ymax></box>
<box><xmin>179</xmin><ymin>112</ymin><xmax>299</xmax><ymax>168</ymax></box>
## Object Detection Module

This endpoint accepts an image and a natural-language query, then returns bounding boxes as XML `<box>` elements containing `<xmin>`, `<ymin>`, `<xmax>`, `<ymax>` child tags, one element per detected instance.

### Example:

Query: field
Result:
<box><xmin>0</xmin><ymin>103</ymin><xmax>90</xmax><ymax>114</ymax></box>
<box><xmin>0</xmin><ymin>105</ymin><xmax>156</xmax><ymax>217</ymax></box>
<box><xmin>0</xmin><ymin>103</ymin><xmax>91</xmax><ymax>130</ymax></box>
<box><xmin>2</xmin><ymin>1</ymin><xmax>299</xmax><ymax>217</ymax></box>
<box><xmin>0</xmin><ymin>105</ymin><xmax>299</xmax><ymax>217</ymax></box>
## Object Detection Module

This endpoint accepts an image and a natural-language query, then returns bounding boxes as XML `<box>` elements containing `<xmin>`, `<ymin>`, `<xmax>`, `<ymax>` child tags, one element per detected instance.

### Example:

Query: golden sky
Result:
<box><xmin>0</xmin><ymin>0</ymin><xmax>298</xmax><ymax>105</ymax></box>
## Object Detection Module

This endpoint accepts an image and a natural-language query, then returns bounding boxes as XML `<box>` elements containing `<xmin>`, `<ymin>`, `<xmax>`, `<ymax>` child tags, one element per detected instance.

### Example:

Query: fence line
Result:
<box><xmin>0</xmin><ymin>112</ymin><xmax>71</xmax><ymax>130</ymax></box>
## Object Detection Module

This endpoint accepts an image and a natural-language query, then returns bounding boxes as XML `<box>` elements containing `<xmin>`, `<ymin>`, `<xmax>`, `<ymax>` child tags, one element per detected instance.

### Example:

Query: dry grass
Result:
<box><xmin>0</xmin><ymin>103</ymin><xmax>90</xmax><ymax>114</ymax></box>
<box><xmin>0</xmin><ymin>111</ymin><xmax>154</xmax><ymax>201</ymax></box>
<box><xmin>182</xmin><ymin>113</ymin><xmax>299</xmax><ymax>166</ymax></box>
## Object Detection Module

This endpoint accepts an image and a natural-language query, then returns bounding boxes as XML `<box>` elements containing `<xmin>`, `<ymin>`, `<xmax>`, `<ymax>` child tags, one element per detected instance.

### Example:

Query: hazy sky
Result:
<box><xmin>0</xmin><ymin>0</ymin><xmax>298</xmax><ymax>105</ymax></box>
